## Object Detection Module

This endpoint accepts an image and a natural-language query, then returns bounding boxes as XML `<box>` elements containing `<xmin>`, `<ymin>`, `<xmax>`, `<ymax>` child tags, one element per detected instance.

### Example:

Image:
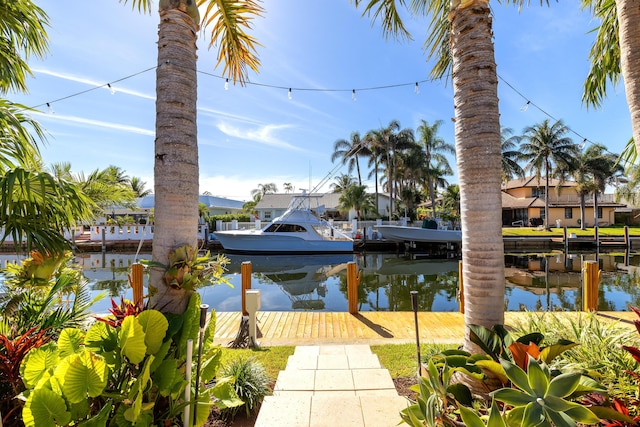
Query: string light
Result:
<box><xmin>107</xmin><ymin>83</ymin><xmax>116</xmax><ymax>95</ymax></box>
<box><xmin>22</xmin><ymin>63</ymin><xmax>605</xmax><ymax>154</ymax></box>
<box><xmin>224</xmin><ymin>78</ymin><xmax>229</xmax><ymax>90</ymax></box>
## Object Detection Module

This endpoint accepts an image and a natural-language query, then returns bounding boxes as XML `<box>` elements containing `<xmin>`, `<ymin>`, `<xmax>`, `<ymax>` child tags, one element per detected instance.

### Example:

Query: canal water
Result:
<box><xmin>64</xmin><ymin>250</ymin><xmax>640</xmax><ymax>314</ymax></box>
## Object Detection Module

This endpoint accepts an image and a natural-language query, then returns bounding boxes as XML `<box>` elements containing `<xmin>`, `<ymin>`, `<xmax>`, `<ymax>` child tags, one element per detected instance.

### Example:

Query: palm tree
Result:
<box><xmin>251</xmin><ymin>182</ymin><xmax>277</xmax><ymax>202</ymax></box>
<box><xmin>130</xmin><ymin>176</ymin><xmax>153</xmax><ymax>197</ymax></box>
<box><xmin>416</xmin><ymin>119</ymin><xmax>455</xmax><ymax>219</ymax></box>
<box><xmin>331</xmin><ymin>173</ymin><xmax>356</xmax><ymax>193</ymax></box>
<box><xmin>582</xmin><ymin>0</ymin><xmax>640</xmax><ymax>156</ymax></box>
<box><xmin>118</xmin><ymin>0</ymin><xmax>262</xmax><ymax>314</ymax></box>
<box><xmin>355</xmin><ymin>0</ymin><xmax>551</xmax><ymax>345</ymax></box>
<box><xmin>441</xmin><ymin>184</ymin><xmax>461</xmax><ymax>228</ymax></box>
<box><xmin>331</xmin><ymin>131</ymin><xmax>367</xmax><ymax>185</ymax></box>
<box><xmin>338</xmin><ymin>184</ymin><xmax>375</xmax><ymax>221</ymax></box>
<box><xmin>283</xmin><ymin>182</ymin><xmax>294</xmax><ymax>193</ymax></box>
<box><xmin>520</xmin><ymin>119</ymin><xmax>579</xmax><ymax>229</ymax></box>
<box><xmin>0</xmin><ymin>3</ymin><xmax>96</xmax><ymax>254</ymax></box>
<box><xmin>585</xmin><ymin>145</ymin><xmax>623</xmax><ymax>227</ymax></box>
<box><xmin>365</xmin><ymin>120</ymin><xmax>414</xmax><ymax>220</ymax></box>
<box><xmin>0</xmin><ymin>0</ymin><xmax>49</xmax><ymax>93</ymax></box>
<box><xmin>501</xmin><ymin>127</ymin><xmax>524</xmax><ymax>183</ymax></box>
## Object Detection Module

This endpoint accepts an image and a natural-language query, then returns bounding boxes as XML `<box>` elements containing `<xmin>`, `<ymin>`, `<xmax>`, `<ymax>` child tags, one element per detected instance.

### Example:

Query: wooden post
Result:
<box><xmin>241</xmin><ymin>261</ymin><xmax>252</xmax><ymax>316</ymax></box>
<box><xmin>347</xmin><ymin>261</ymin><xmax>361</xmax><ymax>314</ymax></box>
<box><xmin>583</xmin><ymin>260</ymin><xmax>600</xmax><ymax>312</ymax></box>
<box><xmin>458</xmin><ymin>260</ymin><xmax>464</xmax><ymax>314</ymax></box>
<box><xmin>594</xmin><ymin>225</ymin><xmax>599</xmax><ymax>249</ymax></box>
<box><xmin>625</xmin><ymin>225</ymin><xmax>630</xmax><ymax>251</ymax></box>
<box><xmin>129</xmin><ymin>263</ymin><xmax>144</xmax><ymax>307</ymax></box>
<box><xmin>563</xmin><ymin>226</ymin><xmax>568</xmax><ymax>254</ymax></box>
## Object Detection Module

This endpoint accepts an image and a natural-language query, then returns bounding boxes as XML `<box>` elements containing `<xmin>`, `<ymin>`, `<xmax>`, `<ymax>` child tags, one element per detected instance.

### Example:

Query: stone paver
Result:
<box><xmin>255</xmin><ymin>345</ymin><xmax>411</xmax><ymax>427</ymax></box>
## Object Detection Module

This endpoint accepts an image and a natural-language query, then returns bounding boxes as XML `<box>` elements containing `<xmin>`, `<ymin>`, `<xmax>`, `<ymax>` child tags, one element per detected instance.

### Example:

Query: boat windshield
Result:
<box><xmin>264</xmin><ymin>224</ymin><xmax>308</xmax><ymax>233</ymax></box>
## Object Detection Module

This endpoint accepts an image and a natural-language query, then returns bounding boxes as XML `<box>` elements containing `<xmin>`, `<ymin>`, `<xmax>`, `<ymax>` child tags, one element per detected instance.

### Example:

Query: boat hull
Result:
<box><xmin>212</xmin><ymin>230</ymin><xmax>354</xmax><ymax>254</ymax></box>
<box><xmin>376</xmin><ymin>225</ymin><xmax>462</xmax><ymax>243</ymax></box>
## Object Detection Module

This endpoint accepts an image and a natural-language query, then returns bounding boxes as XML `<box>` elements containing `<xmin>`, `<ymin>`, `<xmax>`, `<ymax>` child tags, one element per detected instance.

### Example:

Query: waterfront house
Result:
<box><xmin>501</xmin><ymin>177</ymin><xmax>626</xmax><ymax>227</ymax></box>
<box><xmin>254</xmin><ymin>192</ymin><xmax>391</xmax><ymax>221</ymax></box>
<box><xmin>136</xmin><ymin>194</ymin><xmax>245</xmax><ymax>217</ymax></box>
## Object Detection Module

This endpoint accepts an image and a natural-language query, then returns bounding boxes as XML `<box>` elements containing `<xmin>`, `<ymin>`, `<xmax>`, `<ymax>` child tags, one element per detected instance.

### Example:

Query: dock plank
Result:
<box><xmin>213</xmin><ymin>311</ymin><xmax>637</xmax><ymax>347</ymax></box>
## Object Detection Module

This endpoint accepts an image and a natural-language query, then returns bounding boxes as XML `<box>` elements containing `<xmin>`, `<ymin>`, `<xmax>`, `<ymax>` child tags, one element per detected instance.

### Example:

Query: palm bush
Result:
<box><xmin>220</xmin><ymin>357</ymin><xmax>270</xmax><ymax>420</ymax></box>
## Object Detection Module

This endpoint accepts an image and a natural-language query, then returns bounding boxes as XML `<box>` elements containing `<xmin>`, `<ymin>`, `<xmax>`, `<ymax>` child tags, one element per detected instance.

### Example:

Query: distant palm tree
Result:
<box><xmin>416</xmin><ymin>119</ymin><xmax>455</xmax><ymax>219</ymax></box>
<box><xmin>283</xmin><ymin>182</ymin><xmax>294</xmax><ymax>193</ymax></box>
<box><xmin>251</xmin><ymin>182</ymin><xmax>277</xmax><ymax>202</ymax></box>
<box><xmin>339</xmin><ymin>184</ymin><xmax>375</xmax><ymax>221</ymax></box>
<box><xmin>129</xmin><ymin>176</ymin><xmax>153</xmax><ymax>197</ymax></box>
<box><xmin>365</xmin><ymin>120</ymin><xmax>414</xmax><ymax>220</ymax></box>
<box><xmin>521</xmin><ymin>119</ymin><xmax>579</xmax><ymax>229</ymax></box>
<box><xmin>331</xmin><ymin>131</ymin><xmax>368</xmax><ymax>185</ymax></box>
<box><xmin>441</xmin><ymin>184</ymin><xmax>461</xmax><ymax>227</ymax></box>
<box><xmin>501</xmin><ymin>127</ymin><xmax>524</xmax><ymax>183</ymax></box>
<box><xmin>331</xmin><ymin>173</ymin><xmax>356</xmax><ymax>193</ymax></box>
<box><xmin>583</xmin><ymin>144</ymin><xmax>623</xmax><ymax>227</ymax></box>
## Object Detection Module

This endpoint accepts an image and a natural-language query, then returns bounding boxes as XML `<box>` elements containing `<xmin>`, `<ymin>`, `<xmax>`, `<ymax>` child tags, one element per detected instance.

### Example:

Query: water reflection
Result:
<box><xmin>5</xmin><ymin>250</ymin><xmax>638</xmax><ymax>313</ymax></box>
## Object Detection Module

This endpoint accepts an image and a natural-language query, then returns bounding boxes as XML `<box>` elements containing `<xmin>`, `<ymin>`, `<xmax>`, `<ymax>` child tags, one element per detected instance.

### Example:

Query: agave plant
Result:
<box><xmin>492</xmin><ymin>356</ymin><xmax>603</xmax><ymax>427</ymax></box>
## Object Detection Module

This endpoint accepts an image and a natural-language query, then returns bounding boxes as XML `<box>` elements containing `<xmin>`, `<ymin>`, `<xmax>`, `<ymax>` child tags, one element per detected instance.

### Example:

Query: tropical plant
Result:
<box><xmin>331</xmin><ymin>173</ymin><xmax>357</xmax><ymax>193</ymax></box>
<box><xmin>355</xmin><ymin>0</ymin><xmax>507</xmax><ymax>355</ymax></box>
<box><xmin>19</xmin><ymin>293</ymin><xmax>242</xmax><ymax>426</ymax></box>
<box><xmin>251</xmin><ymin>182</ymin><xmax>278</xmax><ymax>202</ymax></box>
<box><xmin>0</xmin><ymin>251</ymin><xmax>102</xmax><ymax>426</ymax></box>
<box><xmin>331</xmin><ymin>131</ymin><xmax>368</xmax><ymax>186</ymax></box>
<box><xmin>143</xmin><ymin>245</ymin><xmax>230</xmax><ymax>299</ymax></box>
<box><xmin>220</xmin><ymin>357</ymin><xmax>270</xmax><ymax>420</ymax></box>
<box><xmin>520</xmin><ymin>119</ymin><xmax>580</xmax><ymax>229</ymax></box>
<box><xmin>416</xmin><ymin>119</ymin><xmax>455</xmax><ymax>219</ymax></box>
<box><xmin>112</xmin><ymin>0</ymin><xmax>263</xmax><ymax>315</ymax></box>
<box><xmin>500</xmin><ymin>127</ymin><xmax>524</xmax><ymax>183</ymax></box>
<box><xmin>492</xmin><ymin>356</ymin><xmax>602</xmax><ymax>427</ymax></box>
<box><xmin>129</xmin><ymin>176</ymin><xmax>153</xmax><ymax>197</ymax></box>
<box><xmin>339</xmin><ymin>184</ymin><xmax>376</xmax><ymax>221</ymax></box>
<box><xmin>581</xmin><ymin>0</ymin><xmax>640</xmax><ymax>158</ymax></box>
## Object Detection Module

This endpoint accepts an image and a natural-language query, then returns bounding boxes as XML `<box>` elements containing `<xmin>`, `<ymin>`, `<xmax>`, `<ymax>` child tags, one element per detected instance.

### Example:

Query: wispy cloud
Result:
<box><xmin>31</xmin><ymin>111</ymin><xmax>154</xmax><ymax>136</ymax></box>
<box><xmin>32</xmin><ymin>68</ymin><xmax>155</xmax><ymax>100</ymax></box>
<box><xmin>216</xmin><ymin>122</ymin><xmax>302</xmax><ymax>151</ymax></box>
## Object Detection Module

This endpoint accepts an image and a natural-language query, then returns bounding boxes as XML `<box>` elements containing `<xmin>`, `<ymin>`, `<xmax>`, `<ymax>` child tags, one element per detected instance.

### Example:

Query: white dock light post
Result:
<box><xmin>245</xmin><ymin>290</ymin><xmax>261</xmax><ymax>347</ymax></box>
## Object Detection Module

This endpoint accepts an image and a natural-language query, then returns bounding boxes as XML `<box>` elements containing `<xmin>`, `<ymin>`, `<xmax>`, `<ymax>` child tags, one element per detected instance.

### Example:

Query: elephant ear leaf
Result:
<box><xmin>22</xmin><ymin>387</ymin><xmax>71</xmax><ymax>427</ymax></box>
<box><xmin>137</xmin><ymin>309</ymin><xmax>169</xmax><ymax>354</ymax></box>
<box><xmin>119</xmin><ymin>316</ymin><xmax>147</xmax><ymax>364</ymax></box>
<box><xmin>21</xmin><ymin>343</ymin><xmax>59</xmax><ymax>389</ymax></box>
<box><xmin>58</xmin><ymin>328</ymin><xmax>85</xmax><ymax>358</ymax></box>
<box><xmin>56</xmin><ymin>349</ymin><xmax>108</xmax><ymax>403</ymax></box>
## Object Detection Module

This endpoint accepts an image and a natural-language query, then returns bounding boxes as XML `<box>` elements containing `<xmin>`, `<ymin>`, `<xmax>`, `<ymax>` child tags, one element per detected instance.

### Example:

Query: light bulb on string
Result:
<box><xmin>520</xmin><ymin>101</ymin><xmax>530</xmax><ymax>112</ymax></box>
<box><xmin>46</xmin><ymin>103</ymin><xmax>54</xmax><ymax>114</ymax></box>
<box><xmin>107</xmin><ymin>83</ymin><xmax>116</xmax><ymax>95</ymax></box>
<box><xmin>288</xmin><ymin>88</ymin><xmax>292</xmax><ymax>100</ymax></box>
<box><xmin>352</xmin><ymin>89</ymin><xmax>357</xmax><ymax>101</ymax></box>
<box><xmin>579</xmin><ymin>138</ymin><xmax>587</xmax><ymax>149</ymax></box>
<box><xmin>414</xmin><ymin>82</ymin><xmax>420</xmax><ymax>94</ymax></box>
<box><xmin>224</xmin><ymin>78</ymin><xmax>229</xmax><ymax>90</ymax></box>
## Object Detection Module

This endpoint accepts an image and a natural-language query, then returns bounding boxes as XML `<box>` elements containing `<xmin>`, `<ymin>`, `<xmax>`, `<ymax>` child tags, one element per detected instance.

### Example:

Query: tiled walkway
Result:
<box><xmin>255</xmin><ymin>345</ymin><xmax>410</xmax><ymax>427</ymax></box>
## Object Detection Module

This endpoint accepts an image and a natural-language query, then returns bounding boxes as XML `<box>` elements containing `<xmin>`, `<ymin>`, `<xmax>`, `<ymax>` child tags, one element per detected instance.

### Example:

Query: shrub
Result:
<box><xmin>220</xmin><ymin>357</ymin><xmax>270</xmax><ymax>421</ymax></box>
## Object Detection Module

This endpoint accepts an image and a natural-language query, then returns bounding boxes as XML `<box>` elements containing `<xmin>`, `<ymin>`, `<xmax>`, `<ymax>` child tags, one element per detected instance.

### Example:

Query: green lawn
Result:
<box><xmin>502</xmin><ymin>225</ymin><xmax>640</xmax><ymax>237</ymax></box>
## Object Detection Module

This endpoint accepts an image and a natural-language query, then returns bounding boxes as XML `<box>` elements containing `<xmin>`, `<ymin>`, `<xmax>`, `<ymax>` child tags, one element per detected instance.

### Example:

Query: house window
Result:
<box><xmin>539</xmin><ymin>208</ymin><xmax>545</xmax><ymax>219</ymax></box>
<box><xmin>598</xmin><ymin>207</ymin><xmax>603</xmax><ymax>219</ymax></box>
<box><xmin>564</xmin><ymin>208</ymin><xmax>572</xmax><ymax>219</ymax></box>
<box><xmin>264</xmin><ymin>212</ymin><xmax>271</xmax><ymax>220</ymax></box>
<box><xmin>532</xmin><ymin>187</ymin><xmax>545</xmax><ymax>198</ymax></box>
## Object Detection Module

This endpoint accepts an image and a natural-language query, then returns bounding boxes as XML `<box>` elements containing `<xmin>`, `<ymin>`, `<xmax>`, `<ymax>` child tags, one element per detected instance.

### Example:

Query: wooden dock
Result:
<box><xmin>213</xmin><ymin>311</ymin><xmax>637</xmax><ymax>347</ymax></box>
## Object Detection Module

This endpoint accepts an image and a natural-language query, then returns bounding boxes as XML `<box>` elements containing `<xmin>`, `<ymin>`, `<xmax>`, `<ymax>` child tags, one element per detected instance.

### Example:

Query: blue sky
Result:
<box><xmin>10</xmin><ymin>0</ymin><xmax>632</xmax><ymax>202</ymax></box>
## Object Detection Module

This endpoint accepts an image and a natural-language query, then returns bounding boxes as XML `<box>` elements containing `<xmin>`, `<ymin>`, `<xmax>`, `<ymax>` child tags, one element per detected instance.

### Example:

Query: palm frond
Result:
<box><xmin>199</xmin><ymin>0</ymin><xmax>264</xmax><ymax>85</ymax></box>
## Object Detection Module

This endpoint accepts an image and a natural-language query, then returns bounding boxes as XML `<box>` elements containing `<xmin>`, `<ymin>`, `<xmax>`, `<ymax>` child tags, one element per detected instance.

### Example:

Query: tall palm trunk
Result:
<box><xmin>149</xmin><ymin>7</ymin><xmax>200</xmax><ymax>314</ymax></box>
<box><xmin>593</xmin><ymin>191</ymin><xmax>599</xmax><ymax>228</ymax></box>
<box><xmin>580</xmin><ymin>192</ymin><xmax>586</xmax><ymax>230</ymax></box>
<box><xmin>616</xmin><ymin>0</ymin><xmax>640</xmax><ymax>152</ymax></box>
<box><xmin>451</xmin><ymin>1</ymin><xmax>505</xmax><ymax>350</ymax></box>
<box><xmin>545</xmin><ymin>158</ymin><xmax>550</xmax><ymax>230</ymax></box>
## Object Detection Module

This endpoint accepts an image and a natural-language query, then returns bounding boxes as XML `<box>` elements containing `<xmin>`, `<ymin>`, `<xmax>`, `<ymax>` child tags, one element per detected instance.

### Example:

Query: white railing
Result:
<box><xmin>88</xmin><ymin>225</ymin><xmax>207</xmax><ymax>241</ymax></box>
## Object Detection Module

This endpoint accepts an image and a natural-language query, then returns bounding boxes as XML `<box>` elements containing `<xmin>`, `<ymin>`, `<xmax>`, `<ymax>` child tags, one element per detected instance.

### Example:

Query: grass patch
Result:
<box><xmin>502</xmin><ymin>226</ymin><xmax>640</xmax><ymax>237</ymax></box>
<box><xmin>371</xmin><ymin>343</ymin><xmax>458</xmax><ymax>377</ymax></box>
<box><xmin>219</xmin><ymin>346</ymin><xmax>295</xmax><ymax>381</ymax></box>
